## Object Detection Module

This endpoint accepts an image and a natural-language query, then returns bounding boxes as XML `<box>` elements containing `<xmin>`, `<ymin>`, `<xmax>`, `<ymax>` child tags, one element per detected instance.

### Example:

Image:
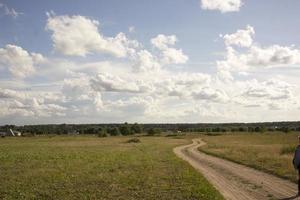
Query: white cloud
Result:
<box><xmin>0</xmin><ymin>88</ymin><xmax>27</xmax><ymax>100</ymax></box>
<box><xmin>219</xmin><ymin>45</ymin><xmax>300</xmax><ymax>73</ymax></box>
<box><xmin>0</xmin><ymin>3</ymin><xmax>22</xmax><ymax>18</ymax></box>
<box><xmin>161</xmin><ymin>48</ymin><xmax>189</xmax><ymax>65</ymax></box>
<box><xmin>243</xmin><ymin>79</ymin><xmax>293</xmax><ymax>100</ymax></box>
<box><xmin>63</xmin><ymin>76</ymin><xmax>92</xmax><ymax>101</ymax></box>
<box><xmin>151</xmin><ymin>34</ymin><xmax>177</xmax><ymax>50</ymax></box>
<box><xmin>217</xmin><ymin>25</ymin><xmax>300</xmax><ymax>79</ymax></box>
<box><xmin>0</xmin><ymin>45</ymin><xmax>45</xmax><ymax>78</ymax></box>
<box><xmin>151</xmin><ymin>34</ymin><xmax>188</xmax><ymax>65</ymax></box>
<box><xmin>46</xmin><ymin>13</ymin><xmax>139</xmax><ymax>57</ymax></box>
<box><xmin>201</xmin><ymin>0</ymin><xmax>242</xmax><ymax>13</ymax></box>
<box><xmin>229</xmin><ymin>78</ymin><xmax>299</xmax><ymax>111</ymax></box>
<box><xmin>155</xmin><ymin>73</ymin><xmax>211</xmax><ymax>98</ymax></box>
<box><xmin>132</xmin><ymin>50</ymin><xmax>161</xmax><ymax>72</ymax></box>
<box><xmin>90</xmin><ymin>73</ymin><xmax>152</xmax><ymax>93</ymax></box>
<box><xmin>222</xmin><ymin>25</ymin><xmax>254</xmax><ymax>47</ymax></box>
<box><xmin>129</xmin><ymin>26</ymin><xmax>135</xmax><ymax>33</ymax></box>
<box><xmin>0</xmin><ymin>88</ymin><xmax>67</xmax><ymax>117</ymax></box>
<box><xmin>192</xmin><ymin>87</ymin><xmax>229</xmax><ymax>103</ymax></box>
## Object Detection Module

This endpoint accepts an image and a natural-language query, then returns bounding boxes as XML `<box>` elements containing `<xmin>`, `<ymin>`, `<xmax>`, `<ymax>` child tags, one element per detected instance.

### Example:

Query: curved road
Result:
<box><xmin>174</xmin><ymin>139</ymin><xmax>299</xmax><ymax>200</ymax></box>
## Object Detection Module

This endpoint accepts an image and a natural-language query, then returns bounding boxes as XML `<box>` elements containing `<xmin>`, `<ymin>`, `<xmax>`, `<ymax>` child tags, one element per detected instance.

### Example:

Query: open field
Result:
<box><xmin>200</xmin><ymin>132</ymin><xmax>299</xmax><ymax>182</ymax></box>
<box><xmin>0</xmin><ymin>135</ymin><xmax>223</xmax><ymax>200</ymax></box>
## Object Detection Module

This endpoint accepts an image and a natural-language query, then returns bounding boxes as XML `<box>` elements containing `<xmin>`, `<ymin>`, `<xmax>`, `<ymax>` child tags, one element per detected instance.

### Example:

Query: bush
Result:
<box><xmin>280</xmin><ymin>145</ymin><xmax>295</xmax><ymax>155</ymax></box>
<box><xmin>147</xmin><ymin>128</ymin><xmax>161</xmax><ymax>136</ymax></box>
<box><xmin>109</xmin><ymin>127</ymin><xmax>121</xmax><ymax>136</ymax></box>
<box><xmin>126</xmin><ymin>138</ymin><xmax>141</xmax><ymax>143</ymax></box>
<box><xmin>120</xmin><ymin>123</ymin><xmax>132</xmax><ymax>135</ymax></box>
<box><xmin>98</xmin><ymin>132</ymin><xmax>108</xmax><ymax>137</ymax></box>
<box><xmin>131</xmin><ymin>123</ymin><xmax>143</xmax><ymax>134</ymax></box>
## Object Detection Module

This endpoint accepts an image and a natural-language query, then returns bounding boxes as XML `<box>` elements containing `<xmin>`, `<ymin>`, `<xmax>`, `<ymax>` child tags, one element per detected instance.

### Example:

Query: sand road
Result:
<box><xmin>174</xmin><ymin>139</ymin><xmax>299</xmax><ymax>200</ymax></box>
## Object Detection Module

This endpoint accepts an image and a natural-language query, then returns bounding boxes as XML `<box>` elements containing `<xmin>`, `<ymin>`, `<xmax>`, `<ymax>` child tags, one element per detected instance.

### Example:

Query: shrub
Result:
<box><xmin>280</xmin><ymin>145</ymin><xmax>295</xmax><ymax>155</ymax></box>
<box><xmin>120</xmin><ymin>123</ymin><xmax>132</xmax><ymax>135</ymax></box>
<box><xmin>126</xmin><ymin>138</ymin><xmax>141</xmax><ymax>143</ymax></box>
<box><xmin>110</xmin><ymin>127</ymin><xmax>121</xmax><ymax>136</ymax></box>
<box><xmin>98</xmin><ymin>132</ymin><xmax>108</xmax><ymax>137</ymax></box>
<box><xmin>147</xmin><ymin>128</ymin><xmax>161</xmax><ymax>136</ymax></box>
<box><xmin>131</xmin><ymin>123</ymin><xmax>143</xmax><ymax>134</ymax></box>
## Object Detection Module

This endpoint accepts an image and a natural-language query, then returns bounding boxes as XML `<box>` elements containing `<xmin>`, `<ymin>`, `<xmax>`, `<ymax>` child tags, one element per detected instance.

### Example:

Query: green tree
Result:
<box><xmin>131</xmin><ymin>123</ymin><xmax>143</xmax><ymax>134</ymax></box>
<box><xmin>147</xmin><ymin>128</ymin><xmax>161</xmax><ymax>136</ymax></box>
<box><xmin>110</xmin><ymin>127</ymin><xmax>121</xmax><ymax>136</ymax></box>
<box><xmin>120</xmin><ymin>123</ymin><xmax>131</xmax><ymax>135</ymax></box>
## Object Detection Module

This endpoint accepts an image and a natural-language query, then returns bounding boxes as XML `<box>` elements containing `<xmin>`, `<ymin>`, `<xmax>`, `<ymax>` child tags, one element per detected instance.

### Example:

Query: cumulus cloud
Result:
<box><xmin>151</xmin><ymin>34</ymin><xmax>177</xmax><ymax>50</ymax></box>
<box><xmin>217</xmin><ymin>25</ymin><xmax>300</xmax><ymax>80</ymax></box>
<box><xmin>90</xmin><ymin>73</ymin><xmax>152</xmax><ymax>93</ymax></box>
<box><xmin>201</xmin><ymin>0</ymin><xmax>242</xmax><ymax>13</ymax></box>
<box><xmin>229</xmin><ymin>78</ymin><xmax>299</xmax><ymax>111</ymax></box>
<box><xmin>46</xmin><ymin>13</ymin><xmax>139</xmax><ymax>57</ymax></box>
<box><xmin>243</xmin><ymin>79</ymin><xmax>293</xmax><ymax>100</ymax></box>
<box><xmin>192</xmin><ymin>87</ymin><xmax>229</xmax><ymax>103</ymax></box>
<box><xmin>222</xmin><ymin>25</ymin><xmax>255</xmax><ymax>47</ymax></box>
<box><xmin>151</xmin><ymin>34</ymin><xmax>188</xmax><ymax>65</ymax></box>
<box><xmin>155</xmin><ymin>73</ymin><xmax>211</xmax><ymax>98</ymax></box>
<box><xmin>219</xmin><ymin>45</ymin><xmax>300</xmax><ymax>73</ymax></box>
<box><xmin>0</xmin><ymin>87</ymin><xmax>67</xmax><ymax>117</ymax></box>
<box><xmin>0</xmin><ymin>88</ymin><xmax>27</xmax><ymax>100</ymax></box>
<box><xmin>132</xmin><ymin>50</ymin><xmax>161</xmax><ymax>72</ymax></box>
<box><xmin>0</xmin><ymin>45</ymin><xmax>45</xmax><ymax>78</ymax></box>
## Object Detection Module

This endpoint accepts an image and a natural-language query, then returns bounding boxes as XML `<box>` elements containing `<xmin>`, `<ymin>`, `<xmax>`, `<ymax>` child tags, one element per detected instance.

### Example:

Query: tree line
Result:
<box><xmin>1</xmin><ymin>121</ymin><xmax>300</xmax><ymax>136</ymax></box>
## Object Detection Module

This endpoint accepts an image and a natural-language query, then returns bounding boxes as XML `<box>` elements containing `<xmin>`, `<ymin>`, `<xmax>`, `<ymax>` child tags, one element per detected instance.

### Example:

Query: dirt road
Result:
<box><xmin>174</xmin><ymin>139</ymin><xmax>299</xmax><ymax>200</ymax></box>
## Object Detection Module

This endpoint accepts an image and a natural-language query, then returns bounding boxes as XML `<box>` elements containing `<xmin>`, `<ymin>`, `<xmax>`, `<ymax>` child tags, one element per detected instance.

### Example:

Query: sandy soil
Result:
<box><xmin>174</xmin><ymin>139</ymin><xmax>299</xmax><ymax>200</ymax></box>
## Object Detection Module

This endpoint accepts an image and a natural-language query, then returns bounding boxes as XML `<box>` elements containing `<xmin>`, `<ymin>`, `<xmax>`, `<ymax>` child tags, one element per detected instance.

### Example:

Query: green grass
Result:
<box><xmin>200</xmin><ymin>132</ymin><xmax>299</xmax><ymax>182</ymax></box>
<box><xmin>0</xmin><ymin>135</ymin><xmax>223</xmax><ymax>200</ymax></box>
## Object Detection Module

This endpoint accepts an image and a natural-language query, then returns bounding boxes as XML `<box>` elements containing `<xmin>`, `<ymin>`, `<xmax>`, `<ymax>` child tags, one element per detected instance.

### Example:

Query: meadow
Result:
<box><xmin>0</xmin><ymin>135</ymin><xmax>223</xmax><ymax>200</ymax></box>
<box><xmin>200</xmin><ymin>132</ymin><xmax>299</xmax><ymax>182</ymax></box>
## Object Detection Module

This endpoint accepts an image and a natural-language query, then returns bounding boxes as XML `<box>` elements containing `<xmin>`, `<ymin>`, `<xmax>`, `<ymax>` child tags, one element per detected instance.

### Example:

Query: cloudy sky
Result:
<box><xmin>1</xmin><ymin>0</ymin><xmax>300</xmax><ymax>125</ymax></box>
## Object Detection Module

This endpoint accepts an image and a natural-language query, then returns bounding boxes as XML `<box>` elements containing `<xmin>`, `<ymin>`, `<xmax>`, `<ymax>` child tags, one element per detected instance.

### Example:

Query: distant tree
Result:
<box><xmin>131</xmin><ymin>123</ymin><xmax>143</xmax><ymax>134</ymax></box>
<box><xmin>212</xmin><ymin>127</ymin><xmax>221</xmax><ymax>132</ymax></box>
<box><xmin>231</xmin><ymin>128</ymin><xmax>238</xmax><ymax>132</ymax></box>
<box><xmin>260</xmin><ymin>126</ymin><xmax>266</xmax><ymax>133</ymax></box>
<box><xmin>205</xmin><ymin>128</ymin><xmax>211</xmax><ymax>133</ymax></box>
<box><xmin>110</xmin><ymin>127</ymin><xmax>121</xmax><ymax>136</ymax></box>
<box><xmin>247</xmin><ymin>127</ymin><xmax>254</xmax><ymax>132</ymax></box>
<box><xmin>120</xmin><ymin>123</ymin><xmax>132</xmax><ymax>135</ymax></box>
<box><xmin>282</xmin><ymin>127</ymin><xmax>290</xmax><ymax>133</ymax></box>
<box><xmin>221</xmin><ymin>128</ymin><xmax>227</xmax><ymax>132</ymax></box>
<box><xmin>254</xmin><ymin>127</ymin><xmax>260</xmax><ymax>132</ymax></box>
<box><xmin>238</xmin><ymin>127</ymin><xmax>246</xmax><ymax>132</ymax></box>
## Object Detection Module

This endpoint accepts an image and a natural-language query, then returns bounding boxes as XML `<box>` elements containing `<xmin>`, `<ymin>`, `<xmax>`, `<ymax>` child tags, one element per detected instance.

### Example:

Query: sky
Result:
<box><xmin>1</xmin><ymin>0</ymin><xmax>300</xmax><ymax>125</ymax></box>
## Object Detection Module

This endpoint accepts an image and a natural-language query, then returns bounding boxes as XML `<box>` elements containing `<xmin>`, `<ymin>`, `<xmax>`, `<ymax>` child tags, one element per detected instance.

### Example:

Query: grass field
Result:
<box><xmin>0</xmin><ymin>135</ymin><xmax>223</xmax><ymax>200</ymax></box>
<box><xmin>200</xmin><ymin>132</ymin><xmax>299</xmax><ymax>182</ymax></box>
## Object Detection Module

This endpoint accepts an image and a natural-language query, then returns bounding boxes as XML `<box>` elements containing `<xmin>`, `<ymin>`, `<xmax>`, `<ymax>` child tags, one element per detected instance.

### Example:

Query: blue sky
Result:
<box><xmin>1</xmin><ymin>0</ymin><xmax>300</xmax><ymax>125</ymax></box>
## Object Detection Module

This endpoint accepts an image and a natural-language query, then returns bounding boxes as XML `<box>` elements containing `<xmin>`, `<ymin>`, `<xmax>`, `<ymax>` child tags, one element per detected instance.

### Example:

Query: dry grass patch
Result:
<box><xmin>200</xmin><ymin>133</ymin><xmax>299</xmax><ymax>182</ymax></box>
